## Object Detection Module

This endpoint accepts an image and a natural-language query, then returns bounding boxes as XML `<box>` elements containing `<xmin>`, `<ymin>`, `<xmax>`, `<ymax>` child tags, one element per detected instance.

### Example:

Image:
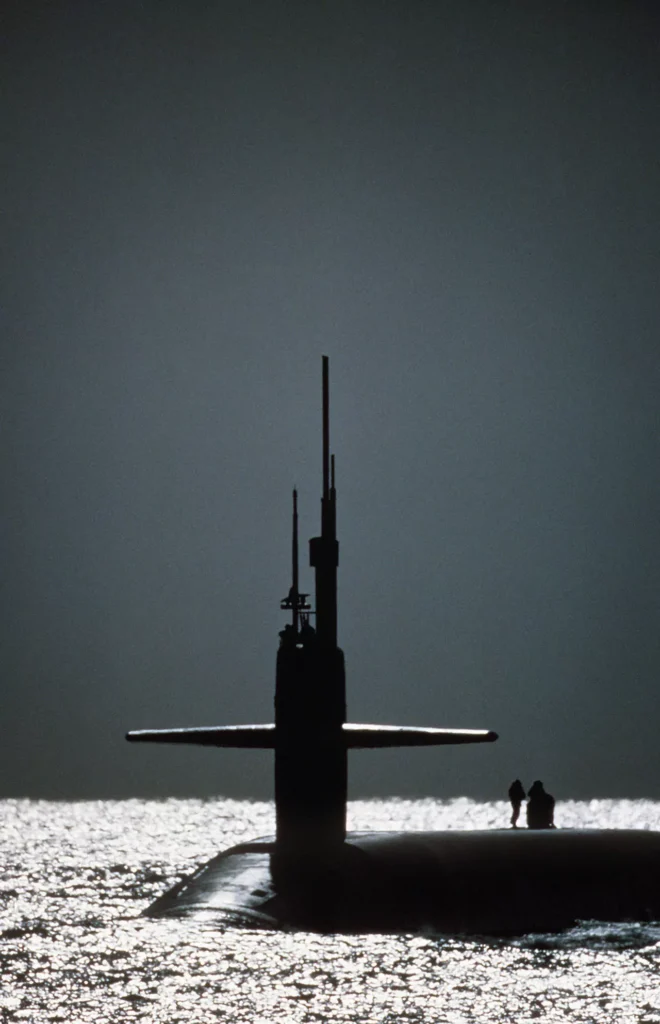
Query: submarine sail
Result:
<box><xmin>127</xmin><ymin>356</ymin><xmax>496</xmax><ymax>848</ymax></box>
<box><xmin>274</xmin><ymin>355</ymin><xmax>346</xmax><ymax>850</ymax></box>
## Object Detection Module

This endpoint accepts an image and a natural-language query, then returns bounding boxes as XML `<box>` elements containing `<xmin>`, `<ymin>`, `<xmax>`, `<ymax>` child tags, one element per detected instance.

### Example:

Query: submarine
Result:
<box><xmin>127</xmin><ymin>357</ymin><xmax>660</xmax><ymax>935</ymax></box>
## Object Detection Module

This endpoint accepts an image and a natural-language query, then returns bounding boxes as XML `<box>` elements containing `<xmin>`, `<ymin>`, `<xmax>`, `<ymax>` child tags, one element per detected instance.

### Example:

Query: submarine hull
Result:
<box><xmin>143</xmin><ymin>829</ymin><xmax>660</xmax><ymax>936</ymax></box>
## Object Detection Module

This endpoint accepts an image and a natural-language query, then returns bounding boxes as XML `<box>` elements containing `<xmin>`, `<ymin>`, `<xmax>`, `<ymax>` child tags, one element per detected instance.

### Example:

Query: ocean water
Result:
<box><xmin>2</xmin><ymin>798</ymin><xmax>660</xmax><ymax>1023</ymax></box>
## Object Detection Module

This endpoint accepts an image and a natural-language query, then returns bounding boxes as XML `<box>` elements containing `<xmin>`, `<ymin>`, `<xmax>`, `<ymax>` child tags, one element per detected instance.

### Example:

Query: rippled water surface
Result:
<box><xmin>2</xmin><ymin>798</ymin><xmax>660</xmax><ymax>1022</ymax></box>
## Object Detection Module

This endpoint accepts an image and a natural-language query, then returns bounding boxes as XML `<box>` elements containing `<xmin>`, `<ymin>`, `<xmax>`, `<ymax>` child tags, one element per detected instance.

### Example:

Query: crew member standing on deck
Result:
<box><xmin>508</xmin><ymin>779</ymin><xmax>526</xmax><ymax>828</ymax></box>
<box><xmin>527</xmin><ymin>780</ymin><xmax>555</xmax><ymax>829</ymax></box>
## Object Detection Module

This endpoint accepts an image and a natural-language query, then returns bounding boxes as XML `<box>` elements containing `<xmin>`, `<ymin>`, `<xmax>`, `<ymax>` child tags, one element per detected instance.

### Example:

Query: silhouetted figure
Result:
<box><xmin>299</xmin><ymin>621</ymin><xmax>316</xmax><ymax>645</ymax></box>
<box><xmin>526</xmin><ymin>780</ymin><xmax>555</xmax><ymax>829</ymax></box>
<box><xmin>278</xmin><ymin>623</ymin><xmax>296</xmax><ymax>646</ymax></box>
<box><xmin>508</xmin><ymin>779</ymin><xmax>526</xmax><ymax>828</ymax></box>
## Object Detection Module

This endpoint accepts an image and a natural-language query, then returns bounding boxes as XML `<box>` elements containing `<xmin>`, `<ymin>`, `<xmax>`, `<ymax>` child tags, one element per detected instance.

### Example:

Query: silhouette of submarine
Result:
<box><xmin>128</xmin><ymin>358</ymin><xmax>660</xmax><ymax>935</ymax></box>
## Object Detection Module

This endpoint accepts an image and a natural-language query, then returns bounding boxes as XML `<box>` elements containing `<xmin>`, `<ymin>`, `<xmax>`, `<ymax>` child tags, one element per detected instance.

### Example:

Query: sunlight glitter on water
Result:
<box><xmin>1</xmin><ymin>798</ymin><xmax>660</xmax><ymax>1023</ymax></box>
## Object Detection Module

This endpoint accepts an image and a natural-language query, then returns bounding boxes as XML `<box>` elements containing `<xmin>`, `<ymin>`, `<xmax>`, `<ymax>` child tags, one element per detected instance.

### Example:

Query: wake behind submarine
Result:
<box><xmin>127</xmin><ymin>358</ymin><xmax>660</xmax><ymax>935</ymax></box>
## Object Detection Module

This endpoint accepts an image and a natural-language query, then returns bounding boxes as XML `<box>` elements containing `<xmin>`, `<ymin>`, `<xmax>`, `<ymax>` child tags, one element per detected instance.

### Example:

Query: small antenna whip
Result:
<box><xmin>322</xmin><ymin>355</ymin><xmax>329</xmax><ymax>500</ymax></box>
<box><xmin>292</xmin><ymin>488</ymin><xmax>299</xmax><ymax>631</ymax></box>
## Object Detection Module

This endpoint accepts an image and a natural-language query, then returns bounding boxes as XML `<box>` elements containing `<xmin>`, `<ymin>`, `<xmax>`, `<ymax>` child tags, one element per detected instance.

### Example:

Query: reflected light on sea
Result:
<box><xmin>1</xmin><ymin>797</ymin><xmax>660</xmax><ymax>1023</ymax></box>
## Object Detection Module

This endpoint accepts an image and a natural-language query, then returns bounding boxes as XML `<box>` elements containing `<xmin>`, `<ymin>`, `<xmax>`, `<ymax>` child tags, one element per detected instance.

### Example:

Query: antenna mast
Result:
<box><xmin>310</xmin><ymin>355</ymin><xmax>339</xmax><ymax>648</ymax></box>
<box><xmin>323</xmin><ymin>356</ymin><xmax>330</xmax><ymax>500</ymax></box>
<box><xmin>292</xmin><ymin>489</ymin><xmax>299</xmax><ymax>632</ymax></box>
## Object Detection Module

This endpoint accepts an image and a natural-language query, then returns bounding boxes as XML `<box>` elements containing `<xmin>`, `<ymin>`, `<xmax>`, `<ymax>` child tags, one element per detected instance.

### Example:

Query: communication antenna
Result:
<box><xmin>292</xmin><ymin>488</ymin><xmax>299</xmax><ymax>632</ymax></box>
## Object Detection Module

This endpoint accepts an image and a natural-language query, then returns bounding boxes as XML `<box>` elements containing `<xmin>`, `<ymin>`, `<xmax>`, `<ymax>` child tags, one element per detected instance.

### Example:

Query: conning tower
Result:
<box><xmin>126</xmin><ymin>357</ymin><xmax>497</xmax><ymax>853</ymax></box>
<box><xmin>275</xmin><ymin>356</ymin><xmax>347</xmax><ymax>850</ymax></box>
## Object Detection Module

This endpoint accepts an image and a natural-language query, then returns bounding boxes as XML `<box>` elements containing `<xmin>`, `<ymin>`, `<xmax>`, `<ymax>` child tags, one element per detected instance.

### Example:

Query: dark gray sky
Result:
<box><xmin>3</xmin><ymin>1</ymin><xmax>660</xmax><ymax>800</ymax></box>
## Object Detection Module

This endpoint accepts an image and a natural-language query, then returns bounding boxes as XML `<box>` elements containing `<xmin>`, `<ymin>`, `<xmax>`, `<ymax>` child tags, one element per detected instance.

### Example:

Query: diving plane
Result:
<box><xmin>128</xmin><ymin>358</ymin><xmax>660</xmax><ymax>934</ymax></box>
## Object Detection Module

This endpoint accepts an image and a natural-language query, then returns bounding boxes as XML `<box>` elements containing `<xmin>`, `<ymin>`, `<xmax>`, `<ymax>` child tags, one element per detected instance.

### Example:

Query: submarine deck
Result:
<box><xmin>144</xmin><ymin>828</ymin><xmax>660</xmax><ymax>935</ymax></box>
